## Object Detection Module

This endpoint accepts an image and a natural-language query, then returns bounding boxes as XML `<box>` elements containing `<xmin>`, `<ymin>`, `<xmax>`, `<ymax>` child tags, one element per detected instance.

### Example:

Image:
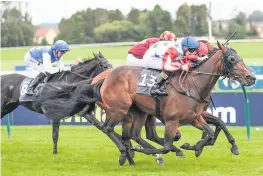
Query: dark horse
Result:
<box><xmin>1</xmin><ymin>52</ymin><xmax>113</xmax><ymax>154</ymax></box>
<box><xmin>89</xmin><ymin>41</ymin><xmax>255</xmax><ymax>165</ymax></box>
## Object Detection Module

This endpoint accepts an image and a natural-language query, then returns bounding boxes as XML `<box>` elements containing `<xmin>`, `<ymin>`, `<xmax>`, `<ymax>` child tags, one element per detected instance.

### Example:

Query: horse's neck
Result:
<box><xmin>50</xmin><ymin>63</ymin><xmax>96</xmax><ymax>83</ymax></box>
<box><xmin>171</xmin><ymin>50</ymin><xmax>222</xmax><ymax>100</ymax></box>
<box><xmin>194</xmin><ymin>51</ymin><xmax>223</xmax><ymax>98</ymax></box>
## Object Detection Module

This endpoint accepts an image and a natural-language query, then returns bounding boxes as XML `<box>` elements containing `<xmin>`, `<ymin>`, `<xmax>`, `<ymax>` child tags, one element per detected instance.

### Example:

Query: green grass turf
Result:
<box><xmin>1</xmin><ymin>126</ymin><xmax>263</xmax><ymax>176</ymax></box>
<box><xmin>1</xmin><ymin>42</ymin><xmax>263</xmax><ymax>70</ymax></box>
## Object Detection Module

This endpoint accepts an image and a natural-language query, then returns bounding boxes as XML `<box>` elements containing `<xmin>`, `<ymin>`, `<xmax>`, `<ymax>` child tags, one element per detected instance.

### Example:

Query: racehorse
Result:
<box><xmin>36</xmin><ymin>41</ymin><xmax>251</xmax><ymax>166</ymax></box>
<box><xmin>1</xmin><ymin>52</ymin><xmax>113</xmax><ymax>154</ymax></box>
<box><xmin>89</xmin><ymin>40</ymin><xmax>256</xmax><ymax>165</ymax></box>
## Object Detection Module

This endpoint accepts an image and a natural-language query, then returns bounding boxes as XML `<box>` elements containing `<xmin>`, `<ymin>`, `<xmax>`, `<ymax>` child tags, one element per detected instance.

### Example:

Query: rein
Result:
<box><xmin>167</xmin><ymin>50</ymin><xmax>229</xmax><ymax>104</ymax></box>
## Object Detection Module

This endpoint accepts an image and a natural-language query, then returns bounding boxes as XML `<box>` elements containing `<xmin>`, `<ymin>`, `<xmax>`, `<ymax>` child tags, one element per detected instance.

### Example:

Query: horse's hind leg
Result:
<box><xmin>52</xmin><ymin>120</ymin><xmax>61</xmax><ymax>154</ymax></box>
<box><xmin>202</xmin><ymin>112</ymin><xmax>239</xmax><ymax>155</ymax></box>
<box><xmin>1</xmin><ymin>102</ymin><xmax>18</xmax><ymax>119</ymax></box>
<box><xmin>145</xmin><ymin>114</ymin><xmax>185</xmax><ymax>158</ymax></box>
<box><xmin>181</xmin><ymin>115</ymin><xmax>214</xmax><ymax>157</ymax></box>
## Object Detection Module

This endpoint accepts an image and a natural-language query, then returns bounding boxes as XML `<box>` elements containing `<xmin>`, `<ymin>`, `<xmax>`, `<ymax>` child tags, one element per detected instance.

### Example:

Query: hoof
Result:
<box><xmin>176</xmin><ymin>151</ymin><xmax>185</xmax><ymax>158</ymax></box>
<box><xmin>53</xmin><ymin>150</ymin><xmax>58</xmax><ymax>154</ymax></box>
<box><xmin>231</xmin><ymin>146</ymin><xmax>239</xmax><ymax>155</ymax></box>
<box><xmin>156</xmin><ymin>157</ymin><xmax>164</xmax><ymax>166</ymax></box>
<box><xmin>119</xmin><ymin>154</ymin><xmax>127</xmax><ymax>166</ymax></box>
<box><xmin>180</xmin><ymin>143</ymin><xmax>190</xmax><ymax>150</ymax></box>
<box><xmin>131</xmin><ymin>145</ymin><xmax>144</xmax><ymax>151</ymax></box>
<box><xmin>195</xmin><ymin>148</ymin><xmax>203</xmax><ymax>157</ymax></box>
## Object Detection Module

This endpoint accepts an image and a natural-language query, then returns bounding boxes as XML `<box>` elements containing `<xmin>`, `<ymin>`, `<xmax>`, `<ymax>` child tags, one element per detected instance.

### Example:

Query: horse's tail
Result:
<box><xmin>37</xmin><ymin>79</ymin><xmax>104</xmax><ymax>120</ymax></box>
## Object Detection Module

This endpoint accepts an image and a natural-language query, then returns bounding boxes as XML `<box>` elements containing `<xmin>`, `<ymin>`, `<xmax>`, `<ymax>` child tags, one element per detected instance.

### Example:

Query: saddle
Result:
<box><xmin>19</xmin><ymin>77</ymin><xmax>47</xmax><ymax>102</ymax></box>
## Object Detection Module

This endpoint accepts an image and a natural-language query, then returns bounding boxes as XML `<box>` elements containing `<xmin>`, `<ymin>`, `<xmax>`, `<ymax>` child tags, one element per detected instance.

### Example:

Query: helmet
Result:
<box><xmin>181</xmin><ymin>36</ymin><xmax>199</xmax><ymax>49</ymax></box>
<box><xmin>160</xmin><ymin>31</ymin><xmax>177</xmax><ymax>41</ymax></box>
<box><xmin>198</xmin><ymin>42</ymin><xmax>208</xmax><ymax>56</ymax></box>
<box><xmin>52</xmin><ymin>40</ymin><xmax>70</xmax><ymax>51</ymax></box>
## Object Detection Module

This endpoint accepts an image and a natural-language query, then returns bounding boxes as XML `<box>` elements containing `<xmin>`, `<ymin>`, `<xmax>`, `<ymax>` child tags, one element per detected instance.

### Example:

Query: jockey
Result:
<box><xmin>149</xmin><ymin>36</ymin><xmax>200</xmax><ymax>96</ymax></box>
<box><xmin>24</xmin><ymin>40</ymin><xmax>71</xmax><ymax>95</ymax></box>
<box><xmin>126</xmin><ymin>31</ymin><xmax>177</xmax><ymax>66</ymax></box>
<box><xmin>197</xmin><ymin>41</ymin><xmax>209</xmax><ymax>57</ymax></box>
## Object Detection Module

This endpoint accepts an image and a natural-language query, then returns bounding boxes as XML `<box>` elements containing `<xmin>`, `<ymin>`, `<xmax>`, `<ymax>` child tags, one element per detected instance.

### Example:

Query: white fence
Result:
<box><xmin>2</xmin><ymin>38</ymin><xmax>263</xmax><ymax>50</ymax></box>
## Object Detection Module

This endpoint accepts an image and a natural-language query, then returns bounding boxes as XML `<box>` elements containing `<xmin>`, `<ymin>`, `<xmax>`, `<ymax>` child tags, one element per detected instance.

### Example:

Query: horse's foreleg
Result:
<box><xmin>132</xmin><ymin>119</ymin><xmax>179</xmax><ymax>155</ymax></box>
<box><xmin>52</xmin><ymin>120</ymin><xmax>61</xmax><ymax>154</ymax></box>
<box><xmin>80</xmin><ymin>106</ymin><xmax>103</xmax><ymax>130</ymax></box>
<box><xmin>130</xmin><ymin>113</ymin><xmax>165</xmax><ymax>166</ymax></box>
<box><xmin>145</xmin><ymin>115</ymin><xmax>185</xmax><ymax>157</ymax></box>
<box><xmin>102</xmin><ymin>116</ymin><xmax>134</xmax><ymax>166</ymax></box>
<box><xmin>202</xmin><ymin>112</ymin><xmax>239</xmax><ymax>155</ymax></box>
<box><xmin>145</xmin><ymin>115</ymin><xmax>181</xmax><ymax>141</ymax></box>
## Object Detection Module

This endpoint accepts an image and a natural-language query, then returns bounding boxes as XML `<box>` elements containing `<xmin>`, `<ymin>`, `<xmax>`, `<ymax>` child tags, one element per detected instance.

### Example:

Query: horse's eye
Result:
<box><xmin>229</xmin><ymin>56</ymin><xmax>235</xmax><ymax>63</ymax></box>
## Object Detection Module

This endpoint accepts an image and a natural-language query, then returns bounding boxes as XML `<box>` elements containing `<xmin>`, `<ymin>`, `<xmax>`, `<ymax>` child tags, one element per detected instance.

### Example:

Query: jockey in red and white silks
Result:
<box><xmin>143</xmin><ymin>40</ymin><xmax>188</xmax><ymax>71</ymax></box>
<box><xmin>126</xmin><ymin>31</ymin><xmax>177</xmax><ymax>67</ymax></box>
<box><xmin>148</xmin><ymin>39</ymin><xmax>199</xmax><ymax>96</ymax></box>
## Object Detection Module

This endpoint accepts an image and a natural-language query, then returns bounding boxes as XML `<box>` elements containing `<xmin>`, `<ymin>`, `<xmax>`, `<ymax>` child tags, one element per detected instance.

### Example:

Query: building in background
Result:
<box><xmin>33</xmin><ymin>27</ymin><xmax>59</xmax><ymax>45</ymax></box>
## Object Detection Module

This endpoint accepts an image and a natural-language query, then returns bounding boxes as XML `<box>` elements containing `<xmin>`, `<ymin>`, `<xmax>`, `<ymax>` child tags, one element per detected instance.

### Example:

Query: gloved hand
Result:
<box><xmin>62</xmin><ymin>66</ymin><xmax>71</xmax><ymax>71</ymax></box>
<box><xmin>75</xmin><ymin>57</ymin><xmax>83</xmax><ymax>65</ymax></box>
<box><xmin>181</xmin><ymin>64</ymin><xmax>189</xmax><ymax>71</ymax></box>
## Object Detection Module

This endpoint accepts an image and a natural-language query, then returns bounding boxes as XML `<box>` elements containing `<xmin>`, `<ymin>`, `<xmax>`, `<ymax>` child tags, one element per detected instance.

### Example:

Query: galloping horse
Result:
<box><xmin>1</xmin><ymin>52</ymin><xmax>112</xmax><ymax>154</ymax></box>
<box><xmin>90</xmin><ymin>41</ymin><xmax>255</xmax><ymax>165</ymax></box>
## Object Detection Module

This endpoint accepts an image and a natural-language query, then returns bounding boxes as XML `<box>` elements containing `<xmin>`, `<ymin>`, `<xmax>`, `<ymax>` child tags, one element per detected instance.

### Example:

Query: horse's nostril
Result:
<box><xmin>246</xmin><ymin>75</ymin><xmax>256</xmax><ymax>81</ymax></box>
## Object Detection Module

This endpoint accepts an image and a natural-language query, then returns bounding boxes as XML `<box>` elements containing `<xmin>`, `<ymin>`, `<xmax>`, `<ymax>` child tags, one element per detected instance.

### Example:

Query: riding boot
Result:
<box><xmin>150</xmin><ymin>71</ymin><xmax>172</xmax><ymax>96</ymax></box>
<box><xmin>26</xmin><ymin>72</ymin><xmax>46</xmax><ymax>96</ymax></box>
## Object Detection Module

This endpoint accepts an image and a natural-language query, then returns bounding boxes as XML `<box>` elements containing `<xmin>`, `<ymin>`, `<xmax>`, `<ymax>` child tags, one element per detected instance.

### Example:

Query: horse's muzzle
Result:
<box><xmin>244</xmin><ymin>75</ymin><xmax>256</xmax><ymax>86</ymax></box>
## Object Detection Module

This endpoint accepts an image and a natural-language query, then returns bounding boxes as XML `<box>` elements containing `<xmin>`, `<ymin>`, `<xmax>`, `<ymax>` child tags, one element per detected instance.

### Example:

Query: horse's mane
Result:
<box><xmin>70</xmin><ymin>58</ymin><xmax>95</xmax><ymax>71</ymax></box>
<box><xmin>190</xmin><ymin>44</ymin><xmax>219</xmax><ymax>71</ymax></box>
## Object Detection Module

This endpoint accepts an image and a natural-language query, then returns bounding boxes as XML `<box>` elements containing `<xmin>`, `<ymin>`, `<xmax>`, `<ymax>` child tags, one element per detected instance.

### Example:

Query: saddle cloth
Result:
<box><xmin>136</xmin><ymin>68</ymin><xmax>161</xmax><ymax>96</ymax></box>
<box><xmin>19</xmin><ymin>77</ymin><xmax>47</xmax><ymax>102</ymax></box>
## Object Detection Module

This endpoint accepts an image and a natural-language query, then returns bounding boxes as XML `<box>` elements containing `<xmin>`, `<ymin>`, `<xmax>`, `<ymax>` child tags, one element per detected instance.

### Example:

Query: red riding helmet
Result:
<box><xmin>160</xmin><ymin>31</ymin><xmax>177</xmax><ymax>42</ymax></box>
<box><xmin>198</xmin><ymin>42</ymin><xmax>209</xmax><ymax>56</ymax></box>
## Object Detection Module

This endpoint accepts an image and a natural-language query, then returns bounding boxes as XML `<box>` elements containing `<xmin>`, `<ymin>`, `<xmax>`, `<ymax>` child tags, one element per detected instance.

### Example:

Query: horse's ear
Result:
<box><xmin>92</xmin><ymin>52</ymin><xmax>97</xmax><ymax>59</ymax></box>
<box><xmin>217</xmin><ymin>40</ymin><xmax>227</xmax><ymax>53</ymax></box>
<box><xmin>99</xmin><ymin>51</ymin><xmax>105</xmax><ymax>58</ymax></box>
<box><xmin>217</xmin><ymin>40</ymin><xmax>221</xmax><ymax>49</ymax></box>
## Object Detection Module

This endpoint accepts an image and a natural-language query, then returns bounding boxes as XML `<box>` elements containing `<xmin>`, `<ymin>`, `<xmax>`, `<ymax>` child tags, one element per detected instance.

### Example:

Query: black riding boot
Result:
<box><xmin>150</xmin><ymin>71</ymin><xmax>172</xmax><ymax>96</ymax></box>
<box><xmin>26</xmin><ymin>72</ymin><xmax>46</xmax><ymax>96</ymax></box>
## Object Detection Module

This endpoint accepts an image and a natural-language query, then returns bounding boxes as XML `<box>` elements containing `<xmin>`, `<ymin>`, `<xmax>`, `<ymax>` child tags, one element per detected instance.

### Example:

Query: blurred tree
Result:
<box><xmin>41</xmin><ymin>37</ymin><xmax>48</xmax><ymax>45</ymax></box>
<box><xmin>1</xmin><ymin>2</ymin><xmax>34</xmax><ymax>47</ymax></box>
<box><xmin>108</xmin><ymin>9</ymin><xmax>124</xmax><ymax>22</ymax></box>
<box><xmin>174</xmin><ymin>3</ymin><xmax>208</xmax><ymax>36</ymax></box>
<box><xmin>228</xmin><ymin>21</ymin><xmax>246</xmax><ymax>39</ymax></box>
<box><xmin>94</xmin><ymin>20</ymin><xmax>138</xmax><ymax>42</ymax></box>
<box><xmin>174</xmin><ymin>3</ymin><xmax>191</xmax><ymax>36</ymax></box>
<box><xmin>235</xmin><ymin>12</ymin><xmax>246</xmax><ymax>26</ymax></box>
<box><xmin>248</xmin><ymin>10</ymin><xmax>263</xmax><ymax>22</ymax></box>
<box><xmin>146</xmin><ymin>5</ymin><xmax>173</xmax><ymax>37</ymax></box>
<box><xmin>127</xmin><ymin>8</ymin><xmax>140</xmax><ymax>24</ymax></box>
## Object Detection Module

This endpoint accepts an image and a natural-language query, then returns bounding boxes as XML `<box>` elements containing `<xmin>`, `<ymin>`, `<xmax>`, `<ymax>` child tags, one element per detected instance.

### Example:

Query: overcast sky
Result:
<box><xmin>23</xmin><ymin>0</ymin><xmax>263</xmax><ymax>25</ymax></box>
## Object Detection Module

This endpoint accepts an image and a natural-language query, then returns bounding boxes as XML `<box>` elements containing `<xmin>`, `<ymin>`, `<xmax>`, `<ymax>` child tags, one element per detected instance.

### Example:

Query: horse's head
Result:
<box><xmin>217</xmin><ymin>40</ymin><xmax>256</xmax><ymax>86</ymax></box>
<box><xmin>71</xmin><ymin>52</ymin><xmax>113</xmax><ymax>78</ymax></box>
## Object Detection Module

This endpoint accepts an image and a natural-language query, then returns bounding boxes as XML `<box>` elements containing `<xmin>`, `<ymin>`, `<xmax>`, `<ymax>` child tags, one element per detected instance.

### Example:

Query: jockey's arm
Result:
<box><xmin>57</xmin><ymin>57</ymin><xmax>65</xmax><ymax>71</ymax></box>
<box><xmin>42</xmin><ymin>53</ymin><xmax>60</xmax><ymax>74</ymax></box>
<box><xmin>162</xmin><ymin>47</ymin><xmax>183</xmax><ymax>72</ymax></box>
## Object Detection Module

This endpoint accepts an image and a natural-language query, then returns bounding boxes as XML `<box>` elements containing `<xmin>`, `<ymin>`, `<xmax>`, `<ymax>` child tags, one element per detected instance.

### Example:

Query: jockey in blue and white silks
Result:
<box><xmin>24</xmin><ymin>40</ymin><xmax>71</xmax><ymax>95</ymax></box>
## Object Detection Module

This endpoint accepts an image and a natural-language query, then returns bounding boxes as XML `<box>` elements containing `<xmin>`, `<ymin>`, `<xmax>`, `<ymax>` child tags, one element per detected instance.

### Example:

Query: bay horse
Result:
<box><xmin>91</xmin><ymin>41</ymin><xmax>255</xmax><ymax>165</ymax></box>
<box><xmin>32</xmin><ymin>41</ymin><xmax>254</xmax><ymax>165</ymax></box>
<box><xmin>1</xmin><ymin>52</ymin><xmax>113</xmax><ymax>154</ymax></box>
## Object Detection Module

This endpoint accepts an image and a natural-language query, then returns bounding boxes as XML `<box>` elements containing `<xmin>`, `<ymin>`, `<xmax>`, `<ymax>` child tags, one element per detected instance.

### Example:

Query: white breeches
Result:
<box><xmin>24</xmin><ymin>52</ymin><xmax>46</xmax><ymax>74</ymax></box>
<box><xmin>143</xmin><ymin>54</ymin><xmax>163</xmax><ymax>70</ymax></box>
<box><xmin>126</xmin><ymin>54</ymin><xmax>163</xmax><ymax>70</ymax></box>
<box><xmin>126</xmin><ymin>54</ymin><xmax>146</xmax><ymax>67</ymax></box>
